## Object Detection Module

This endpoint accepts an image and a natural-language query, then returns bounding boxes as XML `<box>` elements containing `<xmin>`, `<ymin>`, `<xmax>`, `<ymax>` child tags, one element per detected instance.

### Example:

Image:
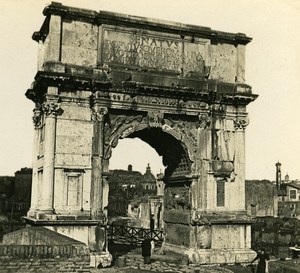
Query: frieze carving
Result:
<box><xmin>185</xmin><ymin>101</ymin><xmax>208</xmax><ymax>109</ymax></box>
<box><xmin>133</xmin><ymin>95</ymin><xmax>178</xmax><ymax>107</ymax></box>
<box><xmin>147</xmin><ymin>111</ymin><xmax>164</xmax><ymax>127</ymax></box>
<box><xmin>234</xmin><ymin>116</ymin><xmax>249</xmax><ymax>131</ymax></box>
<box><xmin>108</xmin><ymin>92</ymin><xmax>208</xmax><ymax>110</ymax></box>
<box><xmin>91</xmin><ymin>107</ymin><xmax>108</xmax><ymax>122</ymax></box>
<box><xmin>42</xmin><ymin>102</ymin><xmax>60</xmax><ymax>117</ymax></box>
<box><xmin>32</xmin><ymin>107</ymin><xmax>42</xmax><ymax>129</ymax></box>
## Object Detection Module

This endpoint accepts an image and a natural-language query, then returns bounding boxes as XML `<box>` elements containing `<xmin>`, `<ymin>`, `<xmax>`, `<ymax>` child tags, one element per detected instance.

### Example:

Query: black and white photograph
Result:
<box><xmin>0</xmin><ymin>1</ymin><xmax>300</xmax><ymax>272</ymax></box>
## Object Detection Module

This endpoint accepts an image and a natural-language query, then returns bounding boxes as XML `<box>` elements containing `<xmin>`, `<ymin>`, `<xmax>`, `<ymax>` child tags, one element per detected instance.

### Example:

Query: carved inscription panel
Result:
<box><xmin>102</xmin><ymin>28</ymin><xmax>210</xmax><ymax>73</ymax></box>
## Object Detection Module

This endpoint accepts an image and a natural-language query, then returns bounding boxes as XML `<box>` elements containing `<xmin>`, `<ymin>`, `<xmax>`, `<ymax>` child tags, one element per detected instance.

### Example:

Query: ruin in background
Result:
<box><xmin>24</xmin><ymin>2</ymin><xmax>257</xmax><ymax>265</ymax></box>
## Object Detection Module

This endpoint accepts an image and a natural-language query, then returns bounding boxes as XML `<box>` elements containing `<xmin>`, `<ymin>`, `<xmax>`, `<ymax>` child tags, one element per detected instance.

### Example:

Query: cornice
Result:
<box><xmin>25</xmin><ymin>66</ymin><xmax>257</xmax><ymax>106</ymax></box>
<box><xmin>34</xmin><ymin>2</ymin><xmax>251</xmax><ymax>45</ymax></box>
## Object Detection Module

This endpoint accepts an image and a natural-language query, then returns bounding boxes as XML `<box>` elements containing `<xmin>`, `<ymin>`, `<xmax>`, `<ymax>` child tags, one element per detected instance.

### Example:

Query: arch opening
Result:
<box><xmin>127</xmin><ymin>128</ymin><xmax>192</xmax><ymax>180</ymax></box>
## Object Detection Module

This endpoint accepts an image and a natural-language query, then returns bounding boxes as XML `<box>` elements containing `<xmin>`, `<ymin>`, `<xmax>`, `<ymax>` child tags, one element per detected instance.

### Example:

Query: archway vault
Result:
<box><xmin>102</xmin><ymin>110</ymin><xmax>197</xmax><ymax>180</ymax></box>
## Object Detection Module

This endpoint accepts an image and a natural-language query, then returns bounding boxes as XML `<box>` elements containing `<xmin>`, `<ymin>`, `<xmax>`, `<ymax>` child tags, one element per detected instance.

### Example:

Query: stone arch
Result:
<box><xmin>103</xmin><ymin>113</ymin><xmax>195</xmax><ymax>178</ymax></box>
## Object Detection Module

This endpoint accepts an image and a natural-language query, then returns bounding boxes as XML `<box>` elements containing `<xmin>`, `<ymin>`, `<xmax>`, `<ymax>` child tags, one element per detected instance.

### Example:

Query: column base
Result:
<box><xmin>161</xmin><ymin>242</ymin><xmax>256</xmax><ymax>264</ymax></box>
<box><xmin>90</xmin><ymin>251</ymin><xmax>112</xmax><ymax>268</ymax></box>
<box><xmin>23</xmin><ymin>216</ymin><xmax>107</xmax><ymax>250</ymax></box>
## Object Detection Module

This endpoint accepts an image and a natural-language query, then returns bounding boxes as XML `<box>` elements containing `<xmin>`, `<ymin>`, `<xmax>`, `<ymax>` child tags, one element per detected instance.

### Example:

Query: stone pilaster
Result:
<box><xmin>28</xmin><ymin>106</ymin><xmax>42</xmax><ymax>217</ymax></box>
<box><xmin>90</xmin><ymin>106</ymin><xmax>108</xmax><ymax>220</ymax></box>
<box><xmin>233</xmin><ymin>115</ymin><xmax>249</xmax><ymax>209</ymax></box>
<box><xmin>39</xmin><ymin>96</ymin><xmax>59</xmax><ymax>213</ymax></box>
<box><xmin>197</xmin><ymin>112</ymin><xmax>211</xmax><ymax>210</ymax></box>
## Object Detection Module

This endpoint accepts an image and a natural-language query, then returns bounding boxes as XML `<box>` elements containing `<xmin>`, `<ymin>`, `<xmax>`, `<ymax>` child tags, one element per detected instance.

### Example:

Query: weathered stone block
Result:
<box><xmin>210</xmin><ymin>43</ymin><xmax>237</xmax><ymax>83</ymax></box>
<box><xmin>164</xmin><ymin>210</ymin><xmax>191</xmax><ymax>224</ymax></box>
<box><xmin>192</xmin><ymin>225</ymin><xmax>212</xmax><ymax>249</ymax></box>
<box><xmin>211</xmin><ymin>225</ymin><xmax>241</xmax><ymax>249</ymax></box>
<box><xmin>164</xmin><ymin>222</ymin><xmax>191</xmax><ymax>247</ymax></box>
<box><xmin>55</xmin><ymin>154</ymin><xmax>91</xmax><ymax>167</ymax></box>
<box><xmin>58</xmin><ymin>105</ymin><xmax>92</xmax><ymax>121</ymax></box>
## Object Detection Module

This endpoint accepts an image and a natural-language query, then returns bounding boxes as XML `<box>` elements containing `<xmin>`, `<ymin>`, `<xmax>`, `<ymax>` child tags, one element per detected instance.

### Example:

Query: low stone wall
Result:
<box><xmin>0</xmin><ymin>227</ymin><xmax>90</xmax><ymax>273</ymax></box>
<box><xmin>252</xmin><ymin>216</ymin><xmax>300</xmax><ymax>257</ymax></box>
<box><xmin>269</xmin><ymin>260</ymin><xmax>300</xmax><ymax>273</ymax></box>
<box><xmin>2</xmin><ymin>226</ymin><xmax>83</xmax><ymax>245</ymax></box>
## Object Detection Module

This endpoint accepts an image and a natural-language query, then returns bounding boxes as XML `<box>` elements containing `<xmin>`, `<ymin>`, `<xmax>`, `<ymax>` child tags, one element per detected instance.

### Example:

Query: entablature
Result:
<box><xmin>26</xmin><ymin>63</ymin><xmax>257</xmax><ymax>109</ymax></box>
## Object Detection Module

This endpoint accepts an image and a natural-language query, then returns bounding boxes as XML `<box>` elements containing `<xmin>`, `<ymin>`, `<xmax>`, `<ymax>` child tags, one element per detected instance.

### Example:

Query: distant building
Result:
<box><xmin>128</xmin><ymin>195</ymin><xmax>163</xmax><ymax>230</ymax></box>
<box><xmin>14</xmin><ymin>168</ymin><xmax>32</xmax><ymax>210</ymax></box>
<box><xmin>275</xmin><ymin>162</ymin><xmax>300</xmax><ymax>219</ymax></box>
<box><xmin>107</xmin><ymin>164</ymin><xmax>165</xmax><ymax>230</ymax></box>
<box><xmin>108</xmin><ymin>165</ymin><xmax>143</xmax><ymax>217</ymax></box>
<box><xmin>0</xmin><ymin>176</ymin><xmax>14</xmax><ymax>216</ymax></box>
<box><xmin>278</xmin><ymin>181</ymin><xmax>300</xmax><ymax>219</ymax></box>
<box><xmin>245</xmin><ymin>162</ymin><xmax>300</xmax><ymax>219</ymax></box>
<box><xmin>0</xmin><ymin>168</ymin><xmax>32</xmax><ymax>220</ymax></box>
<box><xmin>245</xmin><ymin>180</ymin><xmax>278</xmax><ymax>217</ymax></box>
<box><xmin>141</xmin><ymin>164</ymin><xmax>157</xmax><ymax>195</ymax></box>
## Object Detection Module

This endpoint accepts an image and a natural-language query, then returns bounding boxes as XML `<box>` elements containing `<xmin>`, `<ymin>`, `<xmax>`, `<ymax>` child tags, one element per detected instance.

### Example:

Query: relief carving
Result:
<box><xmin>107</xmin><ymin>92</ymin><xmax>210</xmax><ymax>110</ymax></box>
<box><xmin>185</xmin><ymin>101</ymin><xmax>208</xmax><ymax>109</ymax></box>
<box><xmin>164</xmin><ymin>117</ymin><xmax>197</xmax><ymax>173</ymax></box>
<box><xmin>134</xmin><ymin>95</ymin><xmax>177</xmax><ymax>107</ymax></box>
<box><xmin>103</xmin><ymin>114</ymin><xmax>144</xmax><ymax>160</ymax></box>
<box><xmin>164</xmin><ymin>117</ymin><xmax>197</xmax><ymax>153</ymax></box>
<box><xmin>147</xmin><ymin>111</ymin><xmax>164</xmax><ymax>127</ymax></box>
<box><xmin>32</xmin><ymin>107</ymin><xmax>42</xmax><ymax>129</ymax></box>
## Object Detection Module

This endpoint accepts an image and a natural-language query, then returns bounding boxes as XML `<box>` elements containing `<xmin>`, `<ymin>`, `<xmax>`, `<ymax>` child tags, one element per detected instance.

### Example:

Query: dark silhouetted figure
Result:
<box><xmin>142</xmin><ymin>238</ymin><xmax>152</xmax><ymax>264</ymax></box>
<box><xmin>251</xmin><ymin>248</ymin><xmax>270</xmax><ymax>273</ymax></box>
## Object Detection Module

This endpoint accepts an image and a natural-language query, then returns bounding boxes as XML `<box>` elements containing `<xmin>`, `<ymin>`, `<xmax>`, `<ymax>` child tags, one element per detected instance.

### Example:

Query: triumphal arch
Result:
<box><xmin>25</xmin><ymin>2</ymin><xmax>258</xmax><ymax>264</ymax></box>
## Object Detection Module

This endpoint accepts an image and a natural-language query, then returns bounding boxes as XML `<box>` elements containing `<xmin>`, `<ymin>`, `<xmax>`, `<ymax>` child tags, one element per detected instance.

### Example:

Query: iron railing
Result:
<box><xmin>107</xmin><ymin>224</ymin><xmax>164</xmax><ymax>246</ymax></box>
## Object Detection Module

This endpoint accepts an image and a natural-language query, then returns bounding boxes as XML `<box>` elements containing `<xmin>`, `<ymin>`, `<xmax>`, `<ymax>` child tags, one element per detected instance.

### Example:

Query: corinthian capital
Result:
<box><xmin>234</xmin><ymin>116</ymin><xmax>249</xmax><ymax>131</ymax></box>
<box><xmin>91</xmin><ymin>107</ymin><xmax>108</xmax><ymax>122</ymax></box>
<box><xmin>42</xmin><ymin>102</ymin><xmax>60</xmax><ymax>117</ymax></box>
<box><xmin>32</xmin><ymin>107</ymin><xmax>42</xmax><ymax>129</ymax></box>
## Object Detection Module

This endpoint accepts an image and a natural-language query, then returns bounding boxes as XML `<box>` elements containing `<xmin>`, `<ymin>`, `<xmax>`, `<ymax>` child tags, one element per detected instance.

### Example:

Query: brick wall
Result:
<box><xmin>0</xmin><ymin>227</ymin><xmax>90</xmax><ymax>273</ymax></box>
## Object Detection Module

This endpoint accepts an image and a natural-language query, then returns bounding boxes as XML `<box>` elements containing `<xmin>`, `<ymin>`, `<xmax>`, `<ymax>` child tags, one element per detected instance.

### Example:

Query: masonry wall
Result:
<box><xmin>0</xmin><ymin>245</ymin><xmax>90</xmax><ymax>273</ymax></box>
<box><xmin>251</xmin><ymin>217</ymin><xmax>300</xmax><ymax>257</ymax></box>
<box><xmin>246</xmin><ymin>180</ymin><xmax>278</xmax><ymax>217</ymax></box>
<box><xmin>39</xmin><ymin>14</ymin><xmax>246</xmax><ymax>84</ymax></box>
<box><xmin>54</xmin><ymin>90</ymin><xmax>93</xmax><ymax>215</ymax></box>
<box><xmin>0</xmin><ymin>227</ymin><xmax>90</xmax><ymax>273</ymax></box>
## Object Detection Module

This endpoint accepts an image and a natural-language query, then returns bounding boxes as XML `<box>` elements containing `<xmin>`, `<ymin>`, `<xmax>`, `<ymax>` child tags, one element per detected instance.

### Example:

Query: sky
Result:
<box><xmin>0</xmin><ymin>0</ymin><xmax>299</xmax><ymax>180</ymax></box>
